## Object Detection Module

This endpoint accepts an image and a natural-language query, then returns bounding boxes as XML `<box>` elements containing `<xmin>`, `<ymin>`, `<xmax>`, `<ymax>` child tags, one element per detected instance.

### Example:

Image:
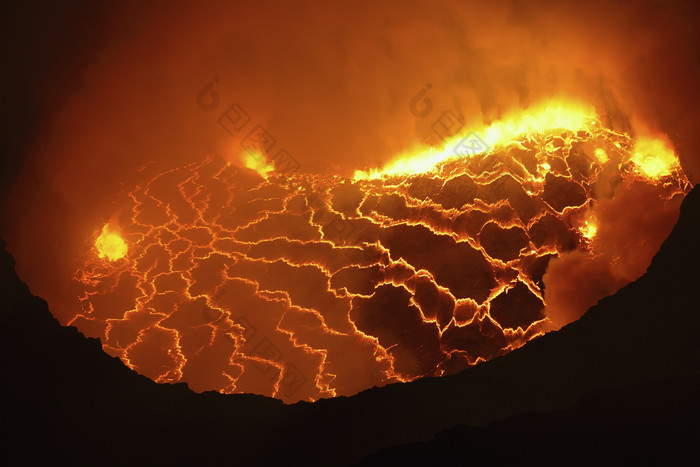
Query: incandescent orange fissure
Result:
<box><xmin>73</xmin><ymin>106</ymin><xmax>690</xmax><ymax>403</ymax></box>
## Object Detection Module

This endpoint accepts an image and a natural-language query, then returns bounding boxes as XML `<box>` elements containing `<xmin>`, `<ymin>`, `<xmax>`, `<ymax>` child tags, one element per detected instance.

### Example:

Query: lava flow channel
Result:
<box><xmin>73</xmin><ymin>109</ymin><xmax>690</xmax><ymax>403</ymax></box>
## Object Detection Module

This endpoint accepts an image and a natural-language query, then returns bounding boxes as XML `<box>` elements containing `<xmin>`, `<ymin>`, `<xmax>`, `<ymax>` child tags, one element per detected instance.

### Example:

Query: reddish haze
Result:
<box><xmin>2</xmin><ymin>0</ymin><xmax>698</xmax><ymax>401</ymax></box>
<box><xmin>69</xmin><ymin>120</ymin><xmax>688</xmax><ymax>401</ymax></box>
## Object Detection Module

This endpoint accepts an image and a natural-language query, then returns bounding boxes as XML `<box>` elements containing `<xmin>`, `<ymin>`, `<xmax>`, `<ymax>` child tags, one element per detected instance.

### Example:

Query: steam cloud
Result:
<box><xmin>544</xmin><ymin>181</ymin><xmax>684</xmax><ymax>328</ymax></box>
<box><xmin>3</xmin><ymin>1</ymin><xmax>698</xmax><ymax>353</ymax></box>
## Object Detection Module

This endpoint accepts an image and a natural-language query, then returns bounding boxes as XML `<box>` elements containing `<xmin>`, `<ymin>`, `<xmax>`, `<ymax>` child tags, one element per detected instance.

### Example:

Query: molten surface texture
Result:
<box><xmin>73</xmin><ymin>118</ymin><xmax>689</xmax><ymax>402</ymax></box>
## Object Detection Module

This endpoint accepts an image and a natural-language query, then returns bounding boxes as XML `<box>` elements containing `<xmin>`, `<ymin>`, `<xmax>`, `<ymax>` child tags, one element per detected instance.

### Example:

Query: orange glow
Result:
<box><xmin>580</xmin><ymin>218</ymin><xmax>598</xmax><ymax>241</ymax></box>
<box><xmin>594</xmin><ymin>148</ymin><xmax>609</xmax><ymax>163</ymax></box>
<box><xmin>632</xmin><ymin>137</ymin><xmax>679</xmax><ymax>178</ymax></box>
<box><xmin>354</xmin><ymin>101</ymin><xmax>595</xmax><ymax>180</ymax></box>
<box><xmin>242</xmin><ymin>150</ymin><xmax>274</xmax><ymax>178</ymax></box>
<box><xmin>94</xmin><ymin>224</ymin><xmax>127</xmax><ymax>261</ymax></box>
<box><xmin>72</xmin><ymin>104</ymin><xmax>690</xmax><ymax>403</ymax></box>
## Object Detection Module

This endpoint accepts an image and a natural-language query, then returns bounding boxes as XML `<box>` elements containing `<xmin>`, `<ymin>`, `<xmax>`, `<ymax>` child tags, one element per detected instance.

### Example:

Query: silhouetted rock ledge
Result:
<box><xmin>1</xmin><ymin>186</ymin><xmax>699</xmax><ymax>466</ymax></box>
<box><xmin>360</xmin><ymin>374</ymin><xmax>699</xmax><ymax>465</ymax></box>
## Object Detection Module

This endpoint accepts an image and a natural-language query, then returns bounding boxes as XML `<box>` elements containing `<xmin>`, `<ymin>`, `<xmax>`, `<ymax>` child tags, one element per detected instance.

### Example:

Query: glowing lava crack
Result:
<box><xmin>74</xmin><ymin>112</ymin><xmax>690</xmax><ymax>402</ymax></box>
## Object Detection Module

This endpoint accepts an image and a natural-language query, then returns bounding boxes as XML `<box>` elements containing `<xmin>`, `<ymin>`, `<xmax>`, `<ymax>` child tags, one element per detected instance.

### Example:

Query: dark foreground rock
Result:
<box><xmin>1</xmin><ymin>186</ymin><xmax>699</xmax><ymax>466</ymax></box>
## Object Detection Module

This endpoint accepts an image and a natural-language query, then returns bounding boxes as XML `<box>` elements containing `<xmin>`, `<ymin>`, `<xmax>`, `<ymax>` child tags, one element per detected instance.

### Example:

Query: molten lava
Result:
<box><xmin>95</xmin><ymin>225</ymin><xmax>128</xmax><ymax>261</ymax></box>
<box><xmin>632</xmin><ymin>137</ymin><xmax>680</xmax><ymax>178</ymax></box>
<box><xmin>579</xmin><ymin>218</ymin><xmax>598</xmax><ymax>241</ymax></box>
<box><xmin>73</xmin><ymin>106</ymin><xmax>690</xmax><ymax>402</ymax></box>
